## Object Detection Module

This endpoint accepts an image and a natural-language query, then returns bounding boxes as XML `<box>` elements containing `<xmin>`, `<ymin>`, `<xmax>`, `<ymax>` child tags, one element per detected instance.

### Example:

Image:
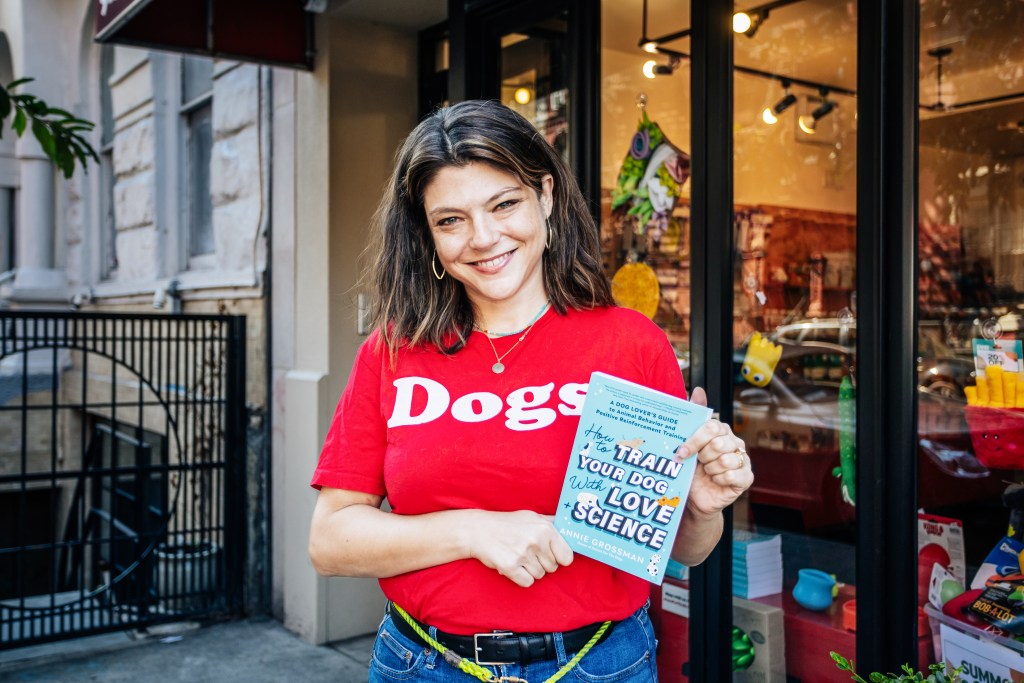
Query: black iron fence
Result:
<box><xmin>0</xmin><ymin>312</ymin><xmax>247</xmax><ymax>649</ymax></box>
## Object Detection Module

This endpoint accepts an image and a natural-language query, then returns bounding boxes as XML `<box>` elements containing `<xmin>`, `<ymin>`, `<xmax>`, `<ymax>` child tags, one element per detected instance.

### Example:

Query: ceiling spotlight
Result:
<box><xmin>798</xmin><ymin>95</ymin><xmax>837</xmax><ymax>134</ymax></box>
<box><xmin>762</xmin><ymin>81</ymin><xmax>796</xmax><ymax>125</ymax></box>
<box><xmin>513</xmin><ymin>87</ymin><xmax>532</xmax><ymax>105</ymax></box>
<box><xmin>733</xmin><ymin>10</ymin><xmax>767</xmax><ymax>37</ymax></box>
<box><xmin>641</xmin><ymin>41</ymin><xmax>659</xmax><ymax>54</ymax></box>
<box><xmin>642</xmin><ymin>58</ymin><xmax>678</xmax><ymax>79</ymax></box>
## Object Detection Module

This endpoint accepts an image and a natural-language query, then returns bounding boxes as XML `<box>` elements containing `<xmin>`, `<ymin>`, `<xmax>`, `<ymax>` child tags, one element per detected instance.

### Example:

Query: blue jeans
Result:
<box><xmin>367</xmin><ymin>603</ymin><xmax>658</xmax><ymax>683</ymax></box>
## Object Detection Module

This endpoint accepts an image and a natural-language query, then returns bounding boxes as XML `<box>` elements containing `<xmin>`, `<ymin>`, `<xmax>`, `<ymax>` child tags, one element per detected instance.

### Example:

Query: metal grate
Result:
<box><xmin>0</xmin><ymin>312</ymin><xmax>247</xmax><ymax>649</ymax></box>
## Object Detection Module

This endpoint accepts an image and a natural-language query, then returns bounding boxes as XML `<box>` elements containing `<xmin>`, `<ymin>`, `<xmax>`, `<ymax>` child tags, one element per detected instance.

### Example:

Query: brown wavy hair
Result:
<box><xmin>363</xmin><ymin>100</ymin><xmax>612</xmax><ymax>357</ymax></box>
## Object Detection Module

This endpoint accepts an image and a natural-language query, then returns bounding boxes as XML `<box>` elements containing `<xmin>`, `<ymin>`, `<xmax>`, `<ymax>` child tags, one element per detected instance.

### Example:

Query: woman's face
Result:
<box><xmin>423</xmin><ymin>161</ymin><xmax>553</xmax><ymax>314</ymax></box>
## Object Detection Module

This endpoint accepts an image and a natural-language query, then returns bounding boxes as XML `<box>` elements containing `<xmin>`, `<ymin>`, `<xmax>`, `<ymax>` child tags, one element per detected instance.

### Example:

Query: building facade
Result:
<box><xmin>2</xmin><ymin>0</ymin><xmax>1023</xmax><ymax>678</ymax></box>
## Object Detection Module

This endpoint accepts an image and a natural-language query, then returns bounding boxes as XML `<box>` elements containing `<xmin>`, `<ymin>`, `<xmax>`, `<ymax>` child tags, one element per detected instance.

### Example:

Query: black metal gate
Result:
<box><xmin>0</xmin><ymin>312</ymin><xmax>247</xmax><ymax>649</ymax></box>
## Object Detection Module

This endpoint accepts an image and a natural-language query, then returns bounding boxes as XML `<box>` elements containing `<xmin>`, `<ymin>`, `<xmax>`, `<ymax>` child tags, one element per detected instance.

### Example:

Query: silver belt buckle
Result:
<box><xmin>473</xmin><ymin>631</ymin><xmax>514</xmax><ymax>665</ymax></box>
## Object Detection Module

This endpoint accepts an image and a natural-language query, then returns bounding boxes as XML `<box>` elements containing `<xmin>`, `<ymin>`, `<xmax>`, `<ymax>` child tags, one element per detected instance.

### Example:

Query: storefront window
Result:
<box><xmin>499</xmin><ymin>13</ymin><xmax>570</xmax><ymax>164</ymax></box>
<box><xmin>600</xmin><ymin>1</ymin><xmax>692</xmax><ymax>387</ymax></box>
<box><xmin>731</xmin><ymin>1</ymin><xmax>859</xmax><ymax>678</ymax></box>
<box><xmin>916</xmin><ymin>0</ymin><xmax>1024</xmax><ymax>667</ymax></box>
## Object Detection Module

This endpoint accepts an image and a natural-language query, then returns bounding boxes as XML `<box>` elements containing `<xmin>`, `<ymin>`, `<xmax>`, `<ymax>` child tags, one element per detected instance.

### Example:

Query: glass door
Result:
<box><xmin>731</xmin><ymin>1</ymin><xmax>860</xmax><ymax>678</ymax></box>
<box><xmin>916</xmin><ymin>0</ymin><xmax>1024</xmax><ymax>668</ymax></box>
<box><xmin>461</xmin><ymin>0</ymin><xmax>599</xmax><ymax>203</ymax></box>
<box><xmin>598</xmin><ymin>1</ymin><xmax>695</xmax><ymax>676</ymax></box>
<box><xmin>499</xmin><ymin>15</ymin><xmax>571</xmax><ymax>164</ymax></box>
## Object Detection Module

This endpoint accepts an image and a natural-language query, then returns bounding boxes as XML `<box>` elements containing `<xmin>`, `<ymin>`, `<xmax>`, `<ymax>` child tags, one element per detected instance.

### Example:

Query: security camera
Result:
<box><xmin>153</xmin><ymin>287</ymin><xmax>167</xmax><ymax>309</ymax></box>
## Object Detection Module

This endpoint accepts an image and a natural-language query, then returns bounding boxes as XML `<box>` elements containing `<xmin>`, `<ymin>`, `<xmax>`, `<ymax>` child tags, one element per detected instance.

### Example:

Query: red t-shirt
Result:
<box><xmin>311</xmin><ymin>305</ymin><xmax>687</xmax><ymax>634</ymax></box>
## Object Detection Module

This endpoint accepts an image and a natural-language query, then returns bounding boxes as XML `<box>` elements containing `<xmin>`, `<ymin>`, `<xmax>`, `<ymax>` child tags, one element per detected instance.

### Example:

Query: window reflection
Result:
<box><xmin>731</xmin><ymin>1</ymin><xmax>861</xmax><ymax>678</ymax></box>
<box><xmin>917</xmin><ymin>0</ymin><xmax>1024</xmax><ymax>665</ymax></box>
<box><xmin>500</xmin><ymin>17</ymin><xmax>571</xmax><ymax>164</ymax></box>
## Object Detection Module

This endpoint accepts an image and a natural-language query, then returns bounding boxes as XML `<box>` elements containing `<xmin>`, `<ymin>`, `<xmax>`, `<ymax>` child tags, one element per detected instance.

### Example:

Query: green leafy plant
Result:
<box><xmin>0</xmin><ymin>78</ymin><xmax>99</xmax><ymax>178</ymax></box>
<box><xmin>830</xmin><ymin>651</ymin><xmax>963</xmax><ymax>683</ymax></box>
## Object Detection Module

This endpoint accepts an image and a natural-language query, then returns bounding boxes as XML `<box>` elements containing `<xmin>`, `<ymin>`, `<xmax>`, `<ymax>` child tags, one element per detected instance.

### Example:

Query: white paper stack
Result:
<box><xmin>733</xmin><ymin>531</ymin><xmax>783</xmax><ymax>599</ymax></box>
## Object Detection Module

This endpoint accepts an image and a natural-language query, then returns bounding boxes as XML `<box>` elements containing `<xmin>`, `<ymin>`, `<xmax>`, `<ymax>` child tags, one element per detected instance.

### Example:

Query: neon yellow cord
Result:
<box><xmin>390</xmin><ymin>603</ymin><xmax>611</xmax><ymax>683</ymax></box>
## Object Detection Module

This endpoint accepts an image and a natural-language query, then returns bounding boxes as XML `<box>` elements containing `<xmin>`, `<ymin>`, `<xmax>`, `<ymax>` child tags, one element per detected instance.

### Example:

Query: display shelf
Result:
<box><xmin>651</xmin><ymin>579</ymin><xmax>933</xmax><ymax>682</ymax></box>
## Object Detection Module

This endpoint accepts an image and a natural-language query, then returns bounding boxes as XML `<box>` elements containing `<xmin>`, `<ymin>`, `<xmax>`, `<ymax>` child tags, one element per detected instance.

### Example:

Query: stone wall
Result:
<box><xmin>211</xmin><ymin>64</ymin><xmax>264</xmax><ymax>273</ymax></box>
<box><xmin>109</xmin><ymin>55</ymin><xmax>159</xmax><ymax>282</ymax></box>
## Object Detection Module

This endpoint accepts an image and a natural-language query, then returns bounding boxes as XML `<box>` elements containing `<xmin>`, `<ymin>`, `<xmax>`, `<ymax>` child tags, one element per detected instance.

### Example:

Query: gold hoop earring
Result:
<box><xmin>431</xmin><ymin>252</ymin><xmax>446</xmax><ymax>280</ymax></box>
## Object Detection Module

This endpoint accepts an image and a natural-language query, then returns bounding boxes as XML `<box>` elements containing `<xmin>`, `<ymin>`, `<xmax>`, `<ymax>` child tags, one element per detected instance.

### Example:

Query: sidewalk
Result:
<box><xmin>0</xmin><ymin>617</ymin><xmax>375</xmax><ymax>682</ymax></box>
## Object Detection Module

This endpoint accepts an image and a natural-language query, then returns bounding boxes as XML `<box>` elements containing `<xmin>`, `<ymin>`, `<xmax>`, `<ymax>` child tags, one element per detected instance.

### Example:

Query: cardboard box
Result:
<box><xmin>652</xmin><ymin>579</ymin><xmax>785</xmax><ymax>683</ymax></box>
<box><xmin>918</xmin><ymin>513</ymin><xmax>966</xmax><ymax>604</ymax></box>
<box><xmin>733</xmin><ymin>597</ymin><xmax>786</xmax><ymax>683</ymax></box>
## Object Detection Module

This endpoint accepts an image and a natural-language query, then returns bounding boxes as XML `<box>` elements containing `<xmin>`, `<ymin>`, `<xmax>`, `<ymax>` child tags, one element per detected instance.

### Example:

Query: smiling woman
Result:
<box><xmin>307</xmin><ymin>100</ymin><xmax>752</xmax><ymax>683</ymax></box>
<box><xmin>424</xmin><ymin>162</ymin><xmax>552</xmax><ymax>328</ymax></box>
<box><xmin>363</xmin><ymin>99</ymin><xmax>613</xmax><ymax>358</ymax></box>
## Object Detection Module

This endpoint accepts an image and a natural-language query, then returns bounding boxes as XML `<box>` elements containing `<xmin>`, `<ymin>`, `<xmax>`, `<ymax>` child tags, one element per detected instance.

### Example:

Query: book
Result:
<box><xmin>733</xmin><ymin>531</ymin><xmax>783</xmax><ymax>598</ymax></box>
<box><xmin>732</xmin><ymin>566</ymin><xmax>783</xmax><ymax>581</ymax></box>
<box><xmin>733</xmin><ymin>578</ymin><xmax>783</xmax><ymax>599</ymax></box>
<box><xmin>554</xmin><ymin>371</ymin><xmax>712</xmax><ymax>584</ymax></box>
<box><xmin>733</xmin><ymin>530</ymin><xmax>782</xmax><ymax>555</ymax></box>
<box><xmin>733</xmin><ymin>531</ymin><xmax>781</xmax><ymax>546</ymax></box>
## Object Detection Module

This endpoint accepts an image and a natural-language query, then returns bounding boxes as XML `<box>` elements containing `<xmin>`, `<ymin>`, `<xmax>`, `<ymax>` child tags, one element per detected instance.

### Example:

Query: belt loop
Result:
<box><xmin>552</xmin><ymin>629</ymin><xmax>569</xmax><ymax>665</ymax></box>
<box><xmin>517</xmin><ymin>635</ymin><xmax>531</xmax><ymax>664</ymax></box>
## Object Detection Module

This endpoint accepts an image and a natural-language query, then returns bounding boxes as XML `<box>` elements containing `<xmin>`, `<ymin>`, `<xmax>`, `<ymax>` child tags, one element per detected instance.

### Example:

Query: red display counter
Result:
<box><xmin>650</xmin><ymin>578</ymin><xmax>933</xmax><ymax>682</ymax></box>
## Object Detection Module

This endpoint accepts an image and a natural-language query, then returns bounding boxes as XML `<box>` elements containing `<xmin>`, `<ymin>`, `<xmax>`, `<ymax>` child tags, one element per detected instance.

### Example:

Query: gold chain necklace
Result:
<box><xmin>477</xmin><ymin>302</ymin><xmax>549</xmax><ymax>374</ymax></box>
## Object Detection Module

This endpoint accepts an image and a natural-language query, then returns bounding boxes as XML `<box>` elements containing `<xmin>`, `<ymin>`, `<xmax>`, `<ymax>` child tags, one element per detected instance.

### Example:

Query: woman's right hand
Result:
<box><xmin>310</xmin><ymin>488</ymin><xmax>573</xmax><ymax>584</ymax></box>
<box><xmin>466</xmin><ymin>510</ymin><xmax>574</xmax><ymax>587</ymax></box>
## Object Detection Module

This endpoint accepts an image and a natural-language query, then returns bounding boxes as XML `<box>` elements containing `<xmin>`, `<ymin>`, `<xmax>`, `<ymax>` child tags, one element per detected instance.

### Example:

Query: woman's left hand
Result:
<box><xmin>674</xmin><ymin>387</ymin><xmax>754</xmax><ymax>517</ymax></box>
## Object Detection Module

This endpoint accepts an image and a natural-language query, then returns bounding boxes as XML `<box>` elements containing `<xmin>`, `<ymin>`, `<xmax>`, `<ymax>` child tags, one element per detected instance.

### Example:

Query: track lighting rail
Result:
<box><xmin>638</xmin><ymin>0</ymin><xmax>1024</xmax><ymax>111</ymax></box>
<box><xmin>646</xmin><ymin>45</ymin><xmax>857</xmax><ymax>98</ymax></box>
<box><xmin>639</xmin><ymin>0</ymin><xmax>805</xmax><ymax>47</ymax></box>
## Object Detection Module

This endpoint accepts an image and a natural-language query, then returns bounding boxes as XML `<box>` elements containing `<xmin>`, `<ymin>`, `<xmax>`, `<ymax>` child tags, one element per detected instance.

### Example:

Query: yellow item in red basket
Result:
<box><xmin>987</xmin><ymin>365</ymin><xmax>1004</xmax><ymax>407</ymax></box>
<box><xmin>976</xmin><ymin>375</ymin><xmax>990</xmax><ymax>405</ymax></box>
<box><xmin>1018</xmin><ymin>372</ymin><xmax>1024</xmax><ymax>408</ymax></box>
<box><xmin>1005</xmin><ymin>372</ymin><xmax>1018</xmax><ymax>408</ymax></box>
<box><xmin>965</xmin><ymin>386</ymin><xmax>978</xmax><ymax>406</ymax></box>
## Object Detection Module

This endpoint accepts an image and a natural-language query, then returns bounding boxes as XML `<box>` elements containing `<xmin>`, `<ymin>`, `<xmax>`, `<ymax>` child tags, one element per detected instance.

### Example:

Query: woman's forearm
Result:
<box><xmin>670</xmin><ymin>504</ymin><xmax>724</xmax><ymax>566</ymax></box>
<box><xmin>309</xmin><ymin>489</ymin><xmax>573</xmax><ymax>587</ymax></box>
<box><xmin>309</xmin><ymin>498</ymin><xmax>478</xmax><ymax>578</ymax></box>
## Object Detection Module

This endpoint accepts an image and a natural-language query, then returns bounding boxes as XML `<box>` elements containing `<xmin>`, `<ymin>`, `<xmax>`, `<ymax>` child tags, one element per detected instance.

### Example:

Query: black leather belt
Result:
<box><xmin>388</xmin><ymin>606</ymin><xmax>615</xmax><ymax>666</ymax></box>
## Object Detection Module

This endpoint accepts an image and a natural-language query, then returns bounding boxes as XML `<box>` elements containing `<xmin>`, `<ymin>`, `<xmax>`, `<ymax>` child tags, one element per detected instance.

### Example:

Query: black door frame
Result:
<box><xmin>448</xmin><ymin>0</ymin><xmax>600</xmax><ymax>214</ymax></box>
<box><xmin>449</xmin><ymin>0</ymin><xmax>920</xmax><ymax>675</ymax></box>
<box><xmin>855</xmin><ymin>0</ymin><xmax>919</xmax><ymax>671</ymax></box>
<box><xmin>687</xmin><ymin>0</ymin><xmax>735</xmax><ymax>678</ymax></box>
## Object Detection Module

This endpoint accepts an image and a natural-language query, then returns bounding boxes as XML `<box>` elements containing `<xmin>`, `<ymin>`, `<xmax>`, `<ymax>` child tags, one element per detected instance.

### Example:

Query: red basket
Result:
<box><xmin>963</xmin><ymin>405</ymin><xmax>1024</xmax><ymax>470</ymax></box>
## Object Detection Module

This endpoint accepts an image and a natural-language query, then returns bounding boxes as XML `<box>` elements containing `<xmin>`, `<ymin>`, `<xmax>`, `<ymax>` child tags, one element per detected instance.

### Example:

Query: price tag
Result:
<box><xmin>972</xmin><ymin>339</ymin><xmax>1023</xmax><ymax>373</ymax></box>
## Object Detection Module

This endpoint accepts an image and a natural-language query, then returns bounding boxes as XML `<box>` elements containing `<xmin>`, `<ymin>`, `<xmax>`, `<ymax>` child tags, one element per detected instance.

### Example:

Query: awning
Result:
<box><xmin>95</xmin><ymin>0</ymin><xmax>314</xmax><ymax>70</ymax></box>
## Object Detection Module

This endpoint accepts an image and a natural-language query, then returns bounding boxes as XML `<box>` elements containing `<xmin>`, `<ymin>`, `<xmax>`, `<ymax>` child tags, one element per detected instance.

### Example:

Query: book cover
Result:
<box><xmin>555</xmin><ymin>371</ymin><xmax>712</xmax><ymax>584</ymax></box>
